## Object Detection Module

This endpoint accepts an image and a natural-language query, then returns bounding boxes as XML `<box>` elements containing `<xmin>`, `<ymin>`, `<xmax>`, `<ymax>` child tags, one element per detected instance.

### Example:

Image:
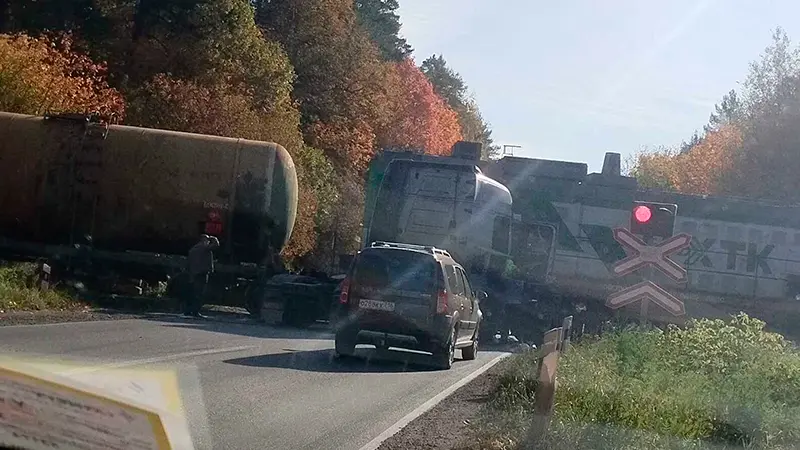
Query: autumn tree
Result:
<box><xmin>256</xmin><ymin>0</ymin><xmax>392</xmax><ymax>128</ymax></box>
<box><xmin>288</xmin><ymin>145</ymin><xmax>340</xmax><ymax>263</ymax></box>
<box><xmin>672</xmin><ymin>126</ymin><xmax>743</xmax><ymax>195</ymax></box>
<box><xmin>126</xmin><ymin>75</ymin><xmax>299</xmax><ymax>147</ymax></box>
<box><xmin>307</xmin><ymin>118</ymin><xmax>377</xmax><ymax>174</ymax></box>
<box><xmin>1</xmin><ymin>0</ymin><xmax>130</xmax><ymax>88</ymax></box>
<box><xmin>628</xmin><ymin>147</ymin><xmax>678</xmax><ymax>191</ymax></box>
<box><xmin>282</xmin><ymin>182</ymin><xmax>319</xmax><ymax>263</ymax></box>
<box><xmin>706</xmin><ymin>90</ymin><xmax>744</xmax><ymax>133</ymax></box>
<box><xmin>679</xmin><ymin>130</ymin><xmax>703</xmax><ymax>154</ymax></box>
<box><xmin>0</xmin><ymin>33</ymin><xmax>124</xmax><ymax>118</ymax></box>
<box><xmin>116</xmin><ymin>0</ymin><xmax>304</xmax><ymax>147</ymax></box>
<box><xmin>640</xmin><ymin>28</ymin><xmax>800</xmax><ymax>202</ymax></box>
<box><xmin>631</xmin><ymin>126</ymin><xmax>743</xmax><ymax>195</ymax></box>
<box><xmin>741</xmin><ymin>27</ymin><xmax>800</xmax><ymax>121</ymax></box>
<box><xmin>255</xmin><ymin>0</ymin><xmax>398</xmax><ymax>267</ymax></box>
<box><xmin>382</xmin><ymin>58</ymin><xmax>462</xmax><ymax>156</ymax></box>
<box><xmin>727</xmin><ymin>95</ymin><xmax>800</xmax><ymax>202</ymax></box>
<box><xmin>354</xmin><ymin>0</ymin><xmax>412</xmax><ymax>61</ymax></box>
<box><xmin>420</xmin><ymin>55</ymin><xmax>498</xmax><ymax>159</ymax></box>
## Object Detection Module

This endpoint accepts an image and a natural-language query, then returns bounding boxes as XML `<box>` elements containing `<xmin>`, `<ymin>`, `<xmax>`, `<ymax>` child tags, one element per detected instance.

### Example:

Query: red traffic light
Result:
<box><xmin>633</xmin><ymin>205</ymin><xmax>652</xmax><ymax>223</ymax></box>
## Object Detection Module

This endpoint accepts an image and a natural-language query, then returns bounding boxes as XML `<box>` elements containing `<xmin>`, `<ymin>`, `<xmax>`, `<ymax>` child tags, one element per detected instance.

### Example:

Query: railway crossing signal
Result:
<box><xmin>612</xmin><ymin>228</ymin><xmax>691</xmax><ymax>283</ymax></box>
<box><xmin>608</xmin><ymin>227</ymin><xmax>692</xmax><ymax>318</ymax></box>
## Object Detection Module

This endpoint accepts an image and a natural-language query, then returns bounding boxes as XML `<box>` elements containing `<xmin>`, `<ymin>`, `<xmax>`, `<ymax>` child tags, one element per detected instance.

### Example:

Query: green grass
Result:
<box><xmin>465</xmin><ymin>314</ymin><xmax>800</xmax><ymax>450</ymax></box>
<box><xmin>0</xmin><ymin>262</ymin><xmax>81</xmax><ymax>312</ymax></box>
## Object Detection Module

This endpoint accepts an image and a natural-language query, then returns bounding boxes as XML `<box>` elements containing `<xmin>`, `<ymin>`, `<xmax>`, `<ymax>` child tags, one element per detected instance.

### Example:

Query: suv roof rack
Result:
<box><xmin>369</xmin><ymin>241</ymin><xmax>452</xmax><ymax>258</ymax></box>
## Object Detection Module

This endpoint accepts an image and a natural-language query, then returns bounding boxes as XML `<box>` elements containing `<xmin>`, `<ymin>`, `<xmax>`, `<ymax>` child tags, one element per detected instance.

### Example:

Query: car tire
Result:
<box><xmin>334</xmin><ymin>329</ymin><xmax>357</xmax><ymax>359</ymax></box>
<box><xmin>462</xmin><ymin>331</ymin><xmax>478</xmax><ymax>361</ymax></box>
<box><xmin>433</xmin><ymin>326</ymin><xmax>456</xmax><ymax>370</ymax></box>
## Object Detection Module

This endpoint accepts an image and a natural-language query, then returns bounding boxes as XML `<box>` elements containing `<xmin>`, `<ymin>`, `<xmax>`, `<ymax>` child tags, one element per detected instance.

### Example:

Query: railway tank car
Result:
<box><xmin>0</xmin><ymin>111</ymin><xmax>298</xmax><ymax>269</ymax></box>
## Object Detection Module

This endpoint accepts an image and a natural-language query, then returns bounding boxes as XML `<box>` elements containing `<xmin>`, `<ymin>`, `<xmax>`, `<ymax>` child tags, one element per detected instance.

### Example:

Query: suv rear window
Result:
<box><xmin>352</xmin><ymin>250</ymin><xmax>437</xmax><ymax>293</ymax></box>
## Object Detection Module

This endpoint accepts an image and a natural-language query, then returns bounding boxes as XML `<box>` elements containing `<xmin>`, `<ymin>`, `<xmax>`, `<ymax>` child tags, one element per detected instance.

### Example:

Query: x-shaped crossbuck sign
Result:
<box><xmin>611</xmin><ymin>228</ymin><xmax>692</xmax><ymax>283</ymax></box>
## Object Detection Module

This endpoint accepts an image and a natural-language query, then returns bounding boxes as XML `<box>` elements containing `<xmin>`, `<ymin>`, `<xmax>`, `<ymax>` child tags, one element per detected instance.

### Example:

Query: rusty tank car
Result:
<box><xmin>0</xmin><ymin>111</ymin><xmax>298</xmax><ymax>313</ymax></box>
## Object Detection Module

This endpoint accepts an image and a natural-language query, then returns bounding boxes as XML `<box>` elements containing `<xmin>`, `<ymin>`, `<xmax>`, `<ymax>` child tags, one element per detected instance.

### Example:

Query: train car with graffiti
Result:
<box><xmin>487</xmin><ymin>152</ymin><xmax>800</xmax><ymax>323</ymax></box>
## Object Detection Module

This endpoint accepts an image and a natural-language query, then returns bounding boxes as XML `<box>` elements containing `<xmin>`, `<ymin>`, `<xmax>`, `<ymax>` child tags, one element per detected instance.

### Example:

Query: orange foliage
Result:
<box><xmin>632</xmin><ymin>125</ymin><xmax>743</xmax><ymax>195</ymax></box>
<box><xmin>125</xmin><ymin>74</ymin><xmax>303</xmax><ymax>151</ymax></box>
<box><xmin>670</xmin><ymin>126</ymin><xmax>742</xmax><ymax>194</ymax></box>
<box><xmin>282</xmin><ymin>185</ymin><xmax>319</xmax><ymax>261</ymax></box>
<box><xmin>382</xmin><ymin>58</ymin><xmax>462</xmax><ymax>155</ymax></box>
<box><xmin>0</xmin><ymin>33</ymin><xmax>125</xmax><ymax>120</ymax></box>
<box><xmin>127</xmin><ymin>75</ymin><xmax>261</xmax><ymax>136</ymax></box>
<box><xmin>308</xmin><ymin>118</ymin><xmax>377</xmax><ymax>175</ymax></box>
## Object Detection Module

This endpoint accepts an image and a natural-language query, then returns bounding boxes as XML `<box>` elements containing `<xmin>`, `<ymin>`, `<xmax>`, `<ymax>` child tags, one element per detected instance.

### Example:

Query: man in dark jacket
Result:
<box><xmin>185</xmin><ymin>234</ymin><xmax>220</xmax><ymax>318</ymax></box>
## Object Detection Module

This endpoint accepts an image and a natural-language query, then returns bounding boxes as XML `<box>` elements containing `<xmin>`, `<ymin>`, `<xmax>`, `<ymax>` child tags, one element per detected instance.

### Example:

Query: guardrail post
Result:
<box><xmin>526</xmin><ymin>325</ymin><xmax>563</xmax><ymax>446</ymax></box>
<box><xmin>560</xmin><ymin>315</ymin><xmax>573</xmax><ymax>353</ymax></box>
<box><xmin>39</xmin><ymin>263</ymin><xmax>51</xmax><ymax>291</ymax></box>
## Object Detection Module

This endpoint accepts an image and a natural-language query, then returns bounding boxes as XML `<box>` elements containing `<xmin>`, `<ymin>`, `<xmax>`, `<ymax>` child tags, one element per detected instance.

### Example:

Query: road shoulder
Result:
<box><xmin>375</xmin><ymin>355</ymin><xmax>509</xmax><ymax>450</ymax></box>
<box><xmin>0</xmin><ymin>305</ymin><xmax>254</xmax><ymax>326</ymax></box>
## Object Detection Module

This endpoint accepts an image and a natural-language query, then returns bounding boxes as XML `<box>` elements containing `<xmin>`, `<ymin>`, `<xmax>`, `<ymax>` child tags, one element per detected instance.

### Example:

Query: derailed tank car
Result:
<box><xmin>0</xmin><ymin>112</ymin><xmax>298</xmax><ymax>312</ymax></box>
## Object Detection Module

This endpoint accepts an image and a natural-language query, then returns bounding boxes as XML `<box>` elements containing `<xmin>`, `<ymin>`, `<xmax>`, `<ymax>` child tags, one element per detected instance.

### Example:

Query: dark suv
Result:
<box><xmin>333</xmin><ymin>241</ymin><xmax>485</xmax><ymax>369</ymax></box>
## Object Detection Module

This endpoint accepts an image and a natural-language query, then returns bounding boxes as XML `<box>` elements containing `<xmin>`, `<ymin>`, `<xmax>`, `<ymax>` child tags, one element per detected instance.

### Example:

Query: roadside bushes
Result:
<box><xmin>0</xmin><ymin>262</ymin><xmax>78</xmax><ymax>312</ymax></box>
<box><xmin>472</xmin><ymin>313</ymin><xmax>800</xmax><ymax>450</ymax></box>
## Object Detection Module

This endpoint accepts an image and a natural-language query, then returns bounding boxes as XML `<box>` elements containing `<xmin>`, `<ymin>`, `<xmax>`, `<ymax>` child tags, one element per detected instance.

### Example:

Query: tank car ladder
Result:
<box><xmin>44</xmin><ymin>113</ymin><xmax>111</xmax><ymax>249</ymax></box>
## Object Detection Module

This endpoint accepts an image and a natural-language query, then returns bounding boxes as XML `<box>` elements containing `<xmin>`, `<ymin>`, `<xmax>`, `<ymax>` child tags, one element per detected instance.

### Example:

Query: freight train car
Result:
<box><xmin>0</xmin><ymin>112</ymin><xmax>298</xmax><ymax>312</ymax></box>
<box><xmin>483</xmin><ymin>152</ymin><xmax>800</xmax><ymax>331</ymax></box>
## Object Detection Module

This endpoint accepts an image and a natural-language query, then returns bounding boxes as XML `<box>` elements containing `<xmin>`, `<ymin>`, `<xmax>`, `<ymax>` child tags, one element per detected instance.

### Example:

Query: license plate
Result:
<box><xmin>359</xmin><ymin>299</ymin><xmax>395</xmax><ymax>312</ymax></box>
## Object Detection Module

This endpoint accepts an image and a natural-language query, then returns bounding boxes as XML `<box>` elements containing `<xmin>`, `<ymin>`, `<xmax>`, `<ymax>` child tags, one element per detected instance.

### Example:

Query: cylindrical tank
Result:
<box><xmin>0</xmin><ymin>112</ymin><xmax>298</xmax><ymax>264</ymax></box>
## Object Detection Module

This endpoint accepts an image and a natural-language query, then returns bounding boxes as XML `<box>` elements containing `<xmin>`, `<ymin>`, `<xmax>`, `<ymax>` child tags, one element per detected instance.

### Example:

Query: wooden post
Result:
<box><xmin>39</xmin><ymin>263</ymin><xmax>51</xmax><ymax>291</ymax></box>
<box><xmin>560</xmin><ymin>315</ymin><xmax>573</xmax><ymax>353</ymax></box>
<box><xmin>526</xmin><ymin>326</ymin><xmax>563</xmax><ymax>446</ymax></box>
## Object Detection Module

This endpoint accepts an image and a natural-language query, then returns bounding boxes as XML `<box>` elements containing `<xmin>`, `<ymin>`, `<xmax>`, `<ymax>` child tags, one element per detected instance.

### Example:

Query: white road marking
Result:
<box><xmin>59</xmin><ymin>345</ymin><xmax>257</xmax><ymax>375</ymax></box>
<box><xmin>359</xmin><ymin>353</ymin><xmax>510</xmax><ymax>450</ymax></box>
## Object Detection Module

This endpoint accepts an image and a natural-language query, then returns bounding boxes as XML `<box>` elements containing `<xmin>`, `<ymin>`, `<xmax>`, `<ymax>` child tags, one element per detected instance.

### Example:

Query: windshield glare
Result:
<box><xmin>352</xmin><ymin>251</ymin><xmax>436</xmax><ymax>293</ymax></box>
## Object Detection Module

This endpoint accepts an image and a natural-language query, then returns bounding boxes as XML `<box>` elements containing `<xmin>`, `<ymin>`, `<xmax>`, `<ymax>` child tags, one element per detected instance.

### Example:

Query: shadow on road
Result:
<box><xmin>223</xmin><ymin>347</ymin><xmax>453</xmax><ymax>373</ymax></box>
<box><xmin>147</xmin><ymin>315</ymin><xmax>335</xmax><ymax>341</ymax></box>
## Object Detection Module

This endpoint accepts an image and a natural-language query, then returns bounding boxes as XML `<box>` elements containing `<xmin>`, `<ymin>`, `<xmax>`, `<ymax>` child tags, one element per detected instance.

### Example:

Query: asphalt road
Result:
<box><xmin>0</xmin><ymin>315</ymin><xmax>503</xmax><ymax>450</ymax></box>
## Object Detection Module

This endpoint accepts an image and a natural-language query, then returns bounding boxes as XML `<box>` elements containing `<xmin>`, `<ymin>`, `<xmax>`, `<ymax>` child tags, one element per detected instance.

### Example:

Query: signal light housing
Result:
<box><xmin>630</xmin><ymin>201</ymin><xmax>677</xmax><ymax>240</ymax></box>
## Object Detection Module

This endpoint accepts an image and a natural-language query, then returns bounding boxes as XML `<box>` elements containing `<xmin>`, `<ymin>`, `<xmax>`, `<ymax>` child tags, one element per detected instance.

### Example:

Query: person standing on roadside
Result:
<box><xmin>185</xmin><ymin>234</ymin><xmax>220</xmax><ymax>318</ymax></box>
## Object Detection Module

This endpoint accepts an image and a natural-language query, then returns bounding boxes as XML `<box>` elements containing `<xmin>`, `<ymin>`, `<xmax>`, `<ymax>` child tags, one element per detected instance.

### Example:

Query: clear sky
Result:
<box><xmin>397</xmin><ymin>0</ymin><xmax>800</xmax><ymax>173</ymax></box>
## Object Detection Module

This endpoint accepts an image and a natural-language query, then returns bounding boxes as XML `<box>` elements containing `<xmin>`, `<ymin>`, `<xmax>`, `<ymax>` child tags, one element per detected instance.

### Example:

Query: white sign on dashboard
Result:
<box><xmin>0</xmin><ymin>365</ymin><xmax>173</xmax><ymax>450</ymax></box>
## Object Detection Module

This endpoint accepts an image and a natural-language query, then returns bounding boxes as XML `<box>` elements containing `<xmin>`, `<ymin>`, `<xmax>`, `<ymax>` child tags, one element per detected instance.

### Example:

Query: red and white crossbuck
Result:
<box><xmin>611</xmin><ymin>228</ymin><xmax>692</xmax><ymax>283</ymax></box>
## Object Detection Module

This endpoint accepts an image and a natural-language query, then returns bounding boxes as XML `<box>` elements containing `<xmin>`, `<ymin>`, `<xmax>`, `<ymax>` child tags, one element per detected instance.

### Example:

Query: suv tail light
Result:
<box><xmin>436</xmin><ymin>289</ymin><xmax>447</xmax><ymax>314</ymax></box>
<box><xmin>339</xmin><ymin>277</ymin><xmax>351</xmax><ymax>304</ymax></box>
